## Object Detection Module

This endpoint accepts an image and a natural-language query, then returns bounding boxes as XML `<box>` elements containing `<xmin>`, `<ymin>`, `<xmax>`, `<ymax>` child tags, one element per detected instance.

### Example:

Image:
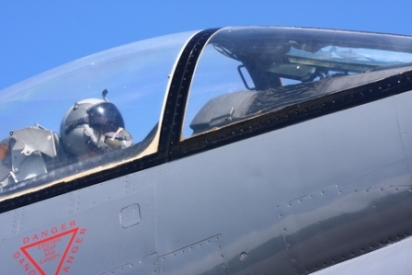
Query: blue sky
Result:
<box><xmin>1</xmin><ymin>1</ymin><xmax>412</xmax><ymax>91</ymax></box>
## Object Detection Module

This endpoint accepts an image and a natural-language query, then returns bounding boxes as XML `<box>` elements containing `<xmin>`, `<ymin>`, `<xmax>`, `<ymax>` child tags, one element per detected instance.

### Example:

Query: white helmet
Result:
<box><xmin>60</xmin><ymin>98</ymin><xmax>132</xmax><ymax>156</ymax></box>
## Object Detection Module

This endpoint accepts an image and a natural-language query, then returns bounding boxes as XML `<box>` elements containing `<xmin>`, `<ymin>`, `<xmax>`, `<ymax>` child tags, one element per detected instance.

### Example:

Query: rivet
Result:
<box><xmin>240</xmin><ymin>252</ymin><xmax>248</xmax><ymax>261</ymax></box>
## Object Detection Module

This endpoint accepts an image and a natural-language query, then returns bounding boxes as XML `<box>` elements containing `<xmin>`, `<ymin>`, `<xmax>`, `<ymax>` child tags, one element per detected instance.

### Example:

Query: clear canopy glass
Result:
<box><xmin>183</xmin><ymin>27</ymin><xmax>412</xmax><ymax>137</ymax></box>
<box><xmin>0</xmin><ymin>31</ymin><xmax>196</xmax><ymax>196</ymax></box>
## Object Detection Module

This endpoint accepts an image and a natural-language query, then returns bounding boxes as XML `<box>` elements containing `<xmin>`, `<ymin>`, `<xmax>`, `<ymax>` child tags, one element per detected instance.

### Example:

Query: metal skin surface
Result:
<box><xmin>311</xmin><ymin>235</ymin><xmax>412</xmax><ymax>275</ymax></box>
<box><xmin>1</xmin><ymin>27</ymin><xmax>412</xmax><ymax>275</ymax></box>
<box><xmin>1</xmin><ymin>91</ymin><xmax>412</xmax><ymax>274</ymax></box>
<box><xmin>156</xmin><ymin>91</ymin><xmax>412</xmax><ymax>275</ymax></box>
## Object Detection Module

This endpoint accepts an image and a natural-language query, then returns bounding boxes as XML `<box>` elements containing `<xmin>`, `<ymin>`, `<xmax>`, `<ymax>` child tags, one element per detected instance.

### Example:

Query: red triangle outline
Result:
<box><xmin>20</xmin><ymin>227</ymin><xmax>79</xmax><ymax>275</ymax></box>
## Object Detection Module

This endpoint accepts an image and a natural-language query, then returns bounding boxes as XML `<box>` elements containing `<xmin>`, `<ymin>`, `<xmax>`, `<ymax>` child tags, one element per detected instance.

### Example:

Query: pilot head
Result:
<box><xmin>60</xmin><ymin>98</ymin><xmax>133</xmax><ymax>158</ymax></box>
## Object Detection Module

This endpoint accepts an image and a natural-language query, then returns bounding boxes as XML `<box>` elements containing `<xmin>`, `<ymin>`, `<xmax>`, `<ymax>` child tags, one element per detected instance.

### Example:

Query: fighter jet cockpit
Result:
<box><xmin>1</xmin><ymin>26</ymin><xmax>412</xmax><ymax>200</ymax></box>
<box><xmin>183</xmin><ymin>27</ymin><xmax>412</xmax><ymax>137</ymax></box>
<box><xmin>0</xmin><ymin>31</ymin><xmax>197</xmax><ymax>197</ymax></box>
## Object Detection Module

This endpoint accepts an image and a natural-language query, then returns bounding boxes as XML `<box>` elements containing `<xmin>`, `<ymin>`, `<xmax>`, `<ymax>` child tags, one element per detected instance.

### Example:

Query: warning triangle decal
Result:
<box><xmin>20</xmin><ymin>227</ymin><xmax>79</xmax><ymax>275</ymax></box>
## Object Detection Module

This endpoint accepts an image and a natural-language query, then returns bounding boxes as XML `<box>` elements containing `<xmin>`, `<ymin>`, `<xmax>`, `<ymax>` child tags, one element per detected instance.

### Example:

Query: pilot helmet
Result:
<box><xmin>60</xmin><ymin>98</ymin><xmax>133</xmax><ymax>156</ymax></box>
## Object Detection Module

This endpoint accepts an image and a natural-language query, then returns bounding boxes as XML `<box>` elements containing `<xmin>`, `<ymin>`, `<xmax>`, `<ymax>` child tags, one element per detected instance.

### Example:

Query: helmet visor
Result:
<box><xmin>87</xmin><ymin>102</ymin><xmax>125</xmax><ymax>132</ymax></box>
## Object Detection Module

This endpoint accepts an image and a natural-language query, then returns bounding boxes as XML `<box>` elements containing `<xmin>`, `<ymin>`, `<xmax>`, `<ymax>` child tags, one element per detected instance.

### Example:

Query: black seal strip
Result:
<box><xmin>160</xmin><ymin>28</ymin><xmax>220</xmax><ymax>157</ymax></box>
